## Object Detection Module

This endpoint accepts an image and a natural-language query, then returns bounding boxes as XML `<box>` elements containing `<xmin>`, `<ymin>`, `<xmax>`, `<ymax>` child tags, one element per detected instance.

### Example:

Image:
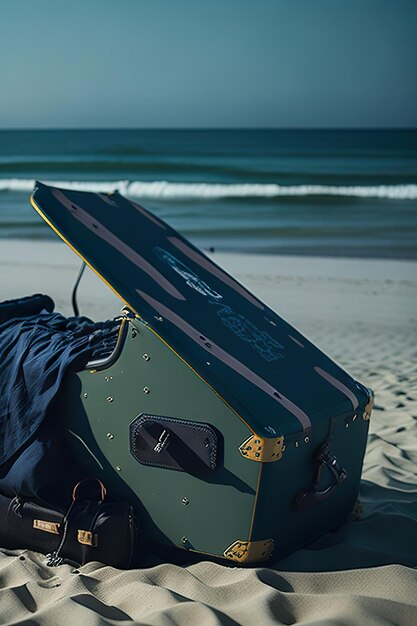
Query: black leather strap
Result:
<box><xmin>295</xmin><ymin>440</ymin><xmax>347</xmax><ymax>509</ymax></box>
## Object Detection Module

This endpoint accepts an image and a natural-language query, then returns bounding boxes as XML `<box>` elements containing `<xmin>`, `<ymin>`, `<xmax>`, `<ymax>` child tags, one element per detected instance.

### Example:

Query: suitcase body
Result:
<box><xmin>30</xmin><ymin>182</ymin><xmax>373</xmax><ymax>564</ymax></box>
<box><xmin>63</xmin><ymin>314</ymin><xmax>371</xmax><ymax>564</ymax></box>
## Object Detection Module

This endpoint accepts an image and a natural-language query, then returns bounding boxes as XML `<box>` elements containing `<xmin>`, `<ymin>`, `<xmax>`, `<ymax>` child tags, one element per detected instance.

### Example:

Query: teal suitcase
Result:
<box><xmin>30</xmin><ymin>182</ymin><xmax>373</xmax><ymax>564</ymax></box>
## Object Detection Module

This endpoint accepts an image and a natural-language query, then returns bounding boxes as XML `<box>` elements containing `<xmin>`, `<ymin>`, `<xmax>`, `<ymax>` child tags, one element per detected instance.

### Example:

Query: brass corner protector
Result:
<box><xmin>223</xmin><ymin>538</ymin><xmax>274</xmax><ymax>564</ymax></box>
<box><xmin>33</xmin><ymin>519</ymin><xmax>60</xmax><ymax>535</ymax></box>
<box><xmin>77</xmin><ymin>529</ymin><xmax>98</xmax><ymax>547</ymax></box>
<box><xmin>362</xmin><ymin>391</ymin><xmax>374</xmax><ymax>421</ymax></box>
<box><xmin>239</xmin><ymin>434</ymin><xmax>284</xmax><ymax>462</ymax></box>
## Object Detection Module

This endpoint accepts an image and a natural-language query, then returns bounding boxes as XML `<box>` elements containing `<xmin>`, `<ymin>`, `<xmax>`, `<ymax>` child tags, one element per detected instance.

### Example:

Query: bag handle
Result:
<box><xmin>72</xmin><ymin>477</ymin><xmax>107</xmax><ymax>502</ymax></box>
<box><xmin>46</xmin><ymin>478</ymin><xmax>106</xmax><ymax>567</ymax></box>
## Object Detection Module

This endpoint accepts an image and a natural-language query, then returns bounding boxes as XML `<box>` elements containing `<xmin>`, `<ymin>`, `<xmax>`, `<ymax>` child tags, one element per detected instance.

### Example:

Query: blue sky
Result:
<box><xmin>0</xmin><ymin>0</ymin><xmax>416</xmax><ymax>128</ymax></box>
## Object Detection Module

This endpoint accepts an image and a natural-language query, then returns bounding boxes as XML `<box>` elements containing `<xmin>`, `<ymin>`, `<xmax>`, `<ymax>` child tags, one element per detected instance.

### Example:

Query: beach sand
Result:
<box><xmin>1</xmin><ymin>240</ymin><xmax>416</xmax><ymax>625</ymax></box>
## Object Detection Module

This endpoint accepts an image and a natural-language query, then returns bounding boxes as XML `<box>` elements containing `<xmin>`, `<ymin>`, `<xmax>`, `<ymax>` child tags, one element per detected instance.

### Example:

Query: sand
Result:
<box><xmin>1</xmin><ymin>239</ymin><xmax>416</xmax><ymax>625</ymax></box>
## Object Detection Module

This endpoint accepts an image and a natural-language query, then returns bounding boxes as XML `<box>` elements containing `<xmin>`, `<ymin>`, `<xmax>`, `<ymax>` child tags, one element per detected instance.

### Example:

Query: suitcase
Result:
<box><xmin>29</xmin><ymin>181</ymin><xmax>373</xmax><ymax>564</ymax></box>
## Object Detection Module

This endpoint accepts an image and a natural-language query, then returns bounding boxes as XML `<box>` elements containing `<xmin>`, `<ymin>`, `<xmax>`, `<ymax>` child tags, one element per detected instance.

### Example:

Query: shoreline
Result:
<box><xmin>1</xmin><ymin>234</ymin><xmax>417</xmax><ymax>262</ymax></box>
<box><xmin>1</xmin><ymin>238</ymin><xmax>415</xmax><ymax>321</ymax></box>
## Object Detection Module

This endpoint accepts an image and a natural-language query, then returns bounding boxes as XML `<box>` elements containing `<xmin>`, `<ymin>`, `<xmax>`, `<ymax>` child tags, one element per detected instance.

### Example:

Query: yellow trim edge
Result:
<box><xmin>30</xmin><ymin>192</ymin><xmax>256</xmax><ymax>437</ymax></box>
<box><xmin>30</xmin><ymin>194</ymin><xmax>137</xmax><ymax>314</ymax></box>
<box><xmin>31</xmin><ymin>189</ymin><xmax>264</xmax><ymax>540</ymax></box>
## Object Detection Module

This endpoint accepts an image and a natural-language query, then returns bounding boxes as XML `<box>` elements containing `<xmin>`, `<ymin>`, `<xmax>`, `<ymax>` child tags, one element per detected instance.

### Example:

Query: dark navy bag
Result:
<box><xmin>0</xmin><ymin>478</ymin><xmax>140</xmax><ymax>568</ymax></box>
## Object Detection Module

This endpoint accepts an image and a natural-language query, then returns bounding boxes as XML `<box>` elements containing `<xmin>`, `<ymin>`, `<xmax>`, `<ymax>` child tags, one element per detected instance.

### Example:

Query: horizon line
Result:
<box><xmin>0</xmin><ymin>126</ymin><xmax>416</xmax><ymax>132</ymax></box>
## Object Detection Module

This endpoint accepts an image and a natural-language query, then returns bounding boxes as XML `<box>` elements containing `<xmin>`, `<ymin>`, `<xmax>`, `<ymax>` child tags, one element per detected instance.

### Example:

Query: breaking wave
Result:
<box><xmin>0</xmin><ymin>178</ymin><xmax>416</xmax><ymax>200</ymax></box>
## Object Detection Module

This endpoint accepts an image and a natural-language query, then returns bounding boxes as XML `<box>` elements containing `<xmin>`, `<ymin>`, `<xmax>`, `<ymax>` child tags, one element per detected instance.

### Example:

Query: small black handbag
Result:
<box><xmin>0</xmin><ymin>478</ymin><xmax>140</xmax><ymax>569</ymax></box>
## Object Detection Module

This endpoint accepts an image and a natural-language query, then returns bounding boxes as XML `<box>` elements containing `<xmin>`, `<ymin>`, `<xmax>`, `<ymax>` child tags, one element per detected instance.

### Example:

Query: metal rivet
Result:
<box><xmin>304</xmin><ymin>436</ymin><xmax>310</xmax><ymax>443</ymax></box>
<box><xmin>116</xmin><ymin>466</ymin><xmax>121</xmax><ymax>471</ymax></box>
<box><xmin>131</xmin><ymin>330</ymin><xmax>137</xmax><ymax>338</ymax></box>
<box><xmin>295</xmin><ymin>441</ymin><xmax>299</xmax><ymax>447</ymax></box>
<box><xmin>181</xmin><ymin>536</ymin><xmax>188</xmax><ymax>544</ymax></box>
<box><xmin>143</xmin><ymin>353</ymin><xmax>150</xmax><ymax>362</ymax></box>
<box><xmin>143</xmin><ymin>387</ymin><xmax>150</xmax><ymax>394</ymax></box>
<box><xmin>107</xmin><ymin>433</ymin><xmax>114</xmax><ymax>440</ymax></box>
<box><xmin>206</xmin><ymin>361</ymin><xmax>211</xmax><ymax>366</ymax></box>
<box><xmin>346</xmin><ymin>423</ymin><xmax>349</xmax><ymax>428</ymax></box>
<box><xmin>83</xmin><ymin>392</ymin><xmax>88</xmax><ymax>398</ymax></box>
<box><xmin>104</xmin><ymin>376</ymin><xmax>112</xmax><ymax>382</ymax></box>
<box><xmin>182</xmin><ymin>497</ymin><xmax>189</xmax><ymax>505</ymax></box>
<box><xmin>107</xmin><ymin>396</ymin><xmax>114</xmax><ymax>403</ymax></box>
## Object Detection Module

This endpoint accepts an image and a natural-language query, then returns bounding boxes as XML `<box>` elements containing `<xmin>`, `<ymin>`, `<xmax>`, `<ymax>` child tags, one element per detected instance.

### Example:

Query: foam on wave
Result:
<box><xmin>1</xmin><ymin>178</ymin><xmax>416</xmax><ymax>200</ymax></box>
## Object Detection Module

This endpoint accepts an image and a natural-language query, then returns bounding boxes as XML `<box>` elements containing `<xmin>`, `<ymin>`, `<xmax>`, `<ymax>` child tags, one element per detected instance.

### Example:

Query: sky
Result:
<box><xmin>0</xmin><ymin>0</ymin><xmax>416</xmax><ymax>129</ymax></box>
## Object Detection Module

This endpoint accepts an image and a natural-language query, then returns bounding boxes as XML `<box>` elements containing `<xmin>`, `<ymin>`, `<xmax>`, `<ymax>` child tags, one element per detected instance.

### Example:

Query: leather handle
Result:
<box><xmin>72</xmin><ymin>478</ymin><xmax>107</xmax><ymax>502</ymax></box>
<box><xmin>295</xmin><ymin>441</ymin><xmax>347</xmax><ymax>509</ymax></box>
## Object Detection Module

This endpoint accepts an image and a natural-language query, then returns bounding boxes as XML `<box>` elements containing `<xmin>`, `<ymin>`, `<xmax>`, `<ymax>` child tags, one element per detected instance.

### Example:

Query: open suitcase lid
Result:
<box><xmin>31</xmin><ymin>181</ymin><xmax>366</xmax><ymax>437</ymax></box>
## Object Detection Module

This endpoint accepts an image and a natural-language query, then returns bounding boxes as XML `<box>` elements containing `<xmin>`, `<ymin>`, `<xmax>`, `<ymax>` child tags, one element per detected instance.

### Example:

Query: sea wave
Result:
<box><xmin>0</xmin><ymin>178</ymin><xmax>416</xmax><ymax>200</ymax></box>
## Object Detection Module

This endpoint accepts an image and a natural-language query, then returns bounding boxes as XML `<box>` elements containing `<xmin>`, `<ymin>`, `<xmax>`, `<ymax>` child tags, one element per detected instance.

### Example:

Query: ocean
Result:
<box><xmin>0</xmin><ymin>128</ymin><xmax>416</xmax><ymax>258</ymax></box>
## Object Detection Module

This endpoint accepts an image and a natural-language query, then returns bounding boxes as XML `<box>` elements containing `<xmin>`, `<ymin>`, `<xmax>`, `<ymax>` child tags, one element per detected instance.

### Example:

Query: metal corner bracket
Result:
<box><xmin>239</xmin><ymin>434</ymin><xmax>284</xmax><ymax>462</ymax></box>
<box><xmin>223</xmin><ymin>538</ymin><xmax>274</xmax><ymax>564</ymax></box>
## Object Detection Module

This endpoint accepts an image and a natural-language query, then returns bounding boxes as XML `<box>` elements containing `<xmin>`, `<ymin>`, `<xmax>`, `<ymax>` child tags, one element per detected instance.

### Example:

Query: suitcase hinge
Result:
<box><xmin>223</xmin><ymin>538</ymin><xmax>274</xmax><ymax>563</ymax></box>
<box><xmin>362</xmin><ymin>391</ymin><xmax>374</xmax><ymax>421</ymax></box>
<box><xmin>121</xmin><ymin>306</ymin><xmax>136</xmax><ymax>319</ymax></box>
<box><xmin>239</xmin><ymin>434</ymin><xmax>284</xmax><ymax>462</ymax></box>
